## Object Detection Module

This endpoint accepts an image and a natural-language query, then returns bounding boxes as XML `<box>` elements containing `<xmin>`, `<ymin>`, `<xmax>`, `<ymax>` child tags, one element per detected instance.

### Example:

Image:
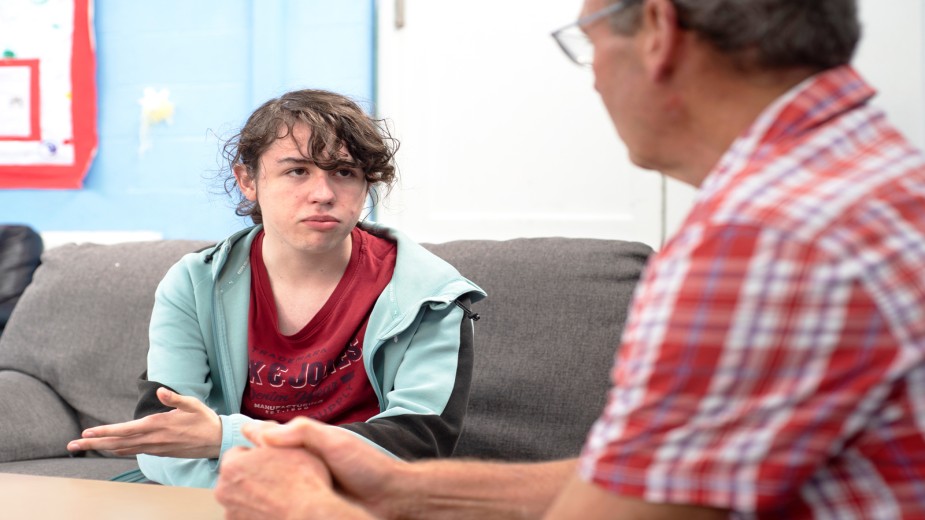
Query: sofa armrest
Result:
<box><xmin>0</xmin><ymin>225</ymin><xmax>43</xmax><ymax>336</ymax></box>
<box><xmin>0</xmin><ymin>370</ymin><xmax>81</xmax><ymax>462</ymax></box>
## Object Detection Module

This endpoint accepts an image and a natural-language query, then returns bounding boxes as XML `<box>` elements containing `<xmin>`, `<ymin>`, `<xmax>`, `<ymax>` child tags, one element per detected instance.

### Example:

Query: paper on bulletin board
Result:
<box><xmin>0</xmin><ymin>0</ymin><xmax>97</xmax><ymax>189</ymax></box>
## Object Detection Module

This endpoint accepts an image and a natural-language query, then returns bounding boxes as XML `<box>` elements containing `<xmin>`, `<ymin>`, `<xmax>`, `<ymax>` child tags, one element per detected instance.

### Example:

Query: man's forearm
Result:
<box><xmin>379</xmin><ymin>458</ymin><xmax>577</xmax><ymax>520</ymax></box>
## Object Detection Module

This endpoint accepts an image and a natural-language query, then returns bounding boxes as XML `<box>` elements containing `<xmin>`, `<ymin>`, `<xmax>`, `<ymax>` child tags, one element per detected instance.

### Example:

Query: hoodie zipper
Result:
<box><xmin>454</xmin><ymin>299</ymin><xmax>480</xmax><ymax>321</ymax></box>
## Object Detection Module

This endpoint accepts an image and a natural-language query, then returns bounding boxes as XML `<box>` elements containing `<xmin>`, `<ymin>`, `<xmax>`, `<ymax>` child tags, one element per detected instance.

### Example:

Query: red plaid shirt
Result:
<box><xmin>580</xmin><ymin>66</ymin><xmax>925</xmax><ymax>519</ymax></box>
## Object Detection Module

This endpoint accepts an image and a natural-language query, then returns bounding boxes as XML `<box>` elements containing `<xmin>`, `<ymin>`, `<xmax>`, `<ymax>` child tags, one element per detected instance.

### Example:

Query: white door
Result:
<box><xmin>375</xmin><ymin>0</ymin><xmax>924</xmax><ymax>248</ymax></box>
<box><xmin>374</xmin><ymin>0</ymin><xmax>671</xmax><ymax>247</ymax></box>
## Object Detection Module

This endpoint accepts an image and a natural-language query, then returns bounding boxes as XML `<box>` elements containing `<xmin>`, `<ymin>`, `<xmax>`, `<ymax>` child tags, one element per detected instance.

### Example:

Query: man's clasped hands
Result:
<box><xmin>215</xmin><ymin>417</ymin><xmax>397</xmax><ymax>520</ymax></box>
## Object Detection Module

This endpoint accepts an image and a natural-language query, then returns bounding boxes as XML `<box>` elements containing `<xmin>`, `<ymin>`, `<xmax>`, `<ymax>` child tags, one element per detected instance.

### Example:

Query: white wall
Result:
<box><xmin>854</xmin><ymin>0</ymin><xmax>925</xmax><ymax>148</ymax></box>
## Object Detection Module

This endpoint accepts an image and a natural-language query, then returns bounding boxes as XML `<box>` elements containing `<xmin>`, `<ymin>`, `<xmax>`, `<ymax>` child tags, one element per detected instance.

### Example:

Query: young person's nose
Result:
<box><xmin>305</xmin><ymin>173</ymin><xmax>336</xmax><ymax>203</ymax></box>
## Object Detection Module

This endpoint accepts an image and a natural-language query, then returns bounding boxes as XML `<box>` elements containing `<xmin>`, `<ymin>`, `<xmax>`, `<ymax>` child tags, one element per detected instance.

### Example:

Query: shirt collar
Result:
<box><xmin>697</xmin><ymin>65</ymin><xmax>877</xmax><ymax>200</ymax></box>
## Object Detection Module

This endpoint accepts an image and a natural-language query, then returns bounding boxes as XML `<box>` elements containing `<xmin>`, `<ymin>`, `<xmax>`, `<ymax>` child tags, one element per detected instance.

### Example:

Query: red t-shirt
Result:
<box><xmin>241</xmin><ymin>227</ymin><xmax>397</xmax><ymax>425</ymax></box>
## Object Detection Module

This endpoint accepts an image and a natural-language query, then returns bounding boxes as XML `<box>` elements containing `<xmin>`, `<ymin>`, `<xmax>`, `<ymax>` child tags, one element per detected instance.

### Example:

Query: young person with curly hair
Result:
<box><xmin>67</xmin><ymin>89</ymin><xmax>485</xmax><ymax>488</ymax></box>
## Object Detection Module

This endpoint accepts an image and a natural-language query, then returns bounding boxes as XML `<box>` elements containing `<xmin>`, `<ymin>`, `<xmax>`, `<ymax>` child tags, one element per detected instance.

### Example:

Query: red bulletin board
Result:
<box><xmin>0</xmin><ymin>0</ymin><xmax>97</xmax><ymax>189</ymax></box>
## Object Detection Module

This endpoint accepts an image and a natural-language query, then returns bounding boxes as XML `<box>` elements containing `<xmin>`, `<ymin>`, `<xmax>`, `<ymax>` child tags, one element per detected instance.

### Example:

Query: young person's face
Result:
<box><xmin>236</xmin><ymin>122</ymin><xmax>368</xmax><ymax>257</ymax></box>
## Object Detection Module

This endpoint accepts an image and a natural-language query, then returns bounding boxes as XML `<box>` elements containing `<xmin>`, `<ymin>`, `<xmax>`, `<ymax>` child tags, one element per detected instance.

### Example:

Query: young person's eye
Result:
<box><xmin>287</xmin><ymin>168</ymin><xmax>307</xmax><ymax>177</ymax></box>
<box><xmin>335</xmin><ymin>169</ymin><xmax>357</xmax><ymax>178</ymax></box>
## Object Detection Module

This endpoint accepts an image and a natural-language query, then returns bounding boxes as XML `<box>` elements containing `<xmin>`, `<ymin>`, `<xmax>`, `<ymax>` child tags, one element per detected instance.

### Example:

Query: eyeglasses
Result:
<box><xmin>551</xmin><ymin>1</ymin><xmax>630</xmax><ymax>66</ymax></box>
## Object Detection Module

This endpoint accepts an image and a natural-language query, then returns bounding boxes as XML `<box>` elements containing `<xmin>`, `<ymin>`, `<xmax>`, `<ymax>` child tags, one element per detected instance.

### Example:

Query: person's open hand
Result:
<box><xmin>65</xmin><ymin>387</ymin><xmax>222</xmax><ymax>459</ymax></box>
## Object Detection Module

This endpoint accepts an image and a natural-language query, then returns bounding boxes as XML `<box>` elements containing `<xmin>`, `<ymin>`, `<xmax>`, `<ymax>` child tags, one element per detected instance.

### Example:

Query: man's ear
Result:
<box><xmin>234</xmin><ymin>164</ymin><xmax>258</xmax><ymax>202</ymax></box>
<box><xmin>640</xmin><ymin>0</ymin><xmax>683</xmax><ymax>82</ymax></box>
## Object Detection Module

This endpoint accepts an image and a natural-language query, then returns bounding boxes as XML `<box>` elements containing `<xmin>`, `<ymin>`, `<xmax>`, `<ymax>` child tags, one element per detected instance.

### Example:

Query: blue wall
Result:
<box><xmin>0</xmin><ymin>0</ymin><xmax>375</xmax><ymax>241</ymax></box>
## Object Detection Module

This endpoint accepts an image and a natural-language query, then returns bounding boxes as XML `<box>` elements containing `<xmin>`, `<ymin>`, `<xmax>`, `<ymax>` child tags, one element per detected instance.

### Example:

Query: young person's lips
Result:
<box><xmin>303</xmin><ymin>216</ymin><xmax>340</xmax><ymax>229</ymax></box>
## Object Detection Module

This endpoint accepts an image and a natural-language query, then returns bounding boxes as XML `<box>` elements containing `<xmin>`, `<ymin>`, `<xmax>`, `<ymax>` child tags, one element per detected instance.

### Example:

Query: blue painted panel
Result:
<box><xmin>0</xmin><ymin>0</ymin><xmax>375</xmax><ymax>241</ymax></box>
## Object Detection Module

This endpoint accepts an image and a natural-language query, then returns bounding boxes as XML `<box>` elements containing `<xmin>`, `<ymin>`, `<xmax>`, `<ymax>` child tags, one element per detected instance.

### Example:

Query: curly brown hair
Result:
<box><xmin>222</xmin><ymin>89</ymin><xmax>399</xmax><ymax>224</ymax></box>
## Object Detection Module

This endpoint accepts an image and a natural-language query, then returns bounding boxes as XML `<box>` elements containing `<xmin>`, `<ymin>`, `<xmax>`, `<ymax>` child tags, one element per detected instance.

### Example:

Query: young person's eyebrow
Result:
<box><xmin>276</xmin><ymin>157</ymin><xmax>313</xmax><ymax>165</ymax></box>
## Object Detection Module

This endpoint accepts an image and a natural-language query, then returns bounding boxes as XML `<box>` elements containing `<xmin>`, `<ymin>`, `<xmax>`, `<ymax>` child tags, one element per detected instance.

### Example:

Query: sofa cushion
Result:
<box><xmin>0</xmin><ymin>370</ymin><xmax>81</xmax><ymax>462</ymax></box>
<box><xmin>0</xmin><ymin>240</ymin><xmax>213</xmax><ymax>435</ymax></box>
<box><xmin>425</xmin><ymin>237</ymin><xmax>653</xmax><ymax>461</ymax></box>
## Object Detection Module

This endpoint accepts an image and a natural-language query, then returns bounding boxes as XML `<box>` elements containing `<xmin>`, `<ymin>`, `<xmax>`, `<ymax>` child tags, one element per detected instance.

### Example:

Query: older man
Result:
<box><xmin>215</xmin><ymin>0</ymin><xmax>925</xmax><ymax>518</ymax></box>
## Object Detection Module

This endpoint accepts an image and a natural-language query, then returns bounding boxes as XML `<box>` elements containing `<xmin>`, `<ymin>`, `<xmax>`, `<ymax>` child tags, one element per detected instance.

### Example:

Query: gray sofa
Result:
<box><xmin>0</xmin><ymin>236</ymin><xmax>652</xmax><ymax>481</ymax></box>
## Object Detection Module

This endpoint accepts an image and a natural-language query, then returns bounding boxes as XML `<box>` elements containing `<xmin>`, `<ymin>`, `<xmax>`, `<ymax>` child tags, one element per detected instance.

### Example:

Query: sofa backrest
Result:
<box><xmin>424</xmin><ymin>237</ymin><xmax>653</xmax><ymax>462</ymax></box>
<box><xmin>0</xmin><ymin>240</ymin><xmax>212</xmax><ymax>431</ymax></box>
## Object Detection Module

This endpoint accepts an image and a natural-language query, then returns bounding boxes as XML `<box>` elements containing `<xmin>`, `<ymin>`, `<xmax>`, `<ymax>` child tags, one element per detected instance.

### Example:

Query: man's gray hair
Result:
<box><xmin>613</xmin><ymin>0</ymin><xmax>860</xmax><ymax>71</ymax></box>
